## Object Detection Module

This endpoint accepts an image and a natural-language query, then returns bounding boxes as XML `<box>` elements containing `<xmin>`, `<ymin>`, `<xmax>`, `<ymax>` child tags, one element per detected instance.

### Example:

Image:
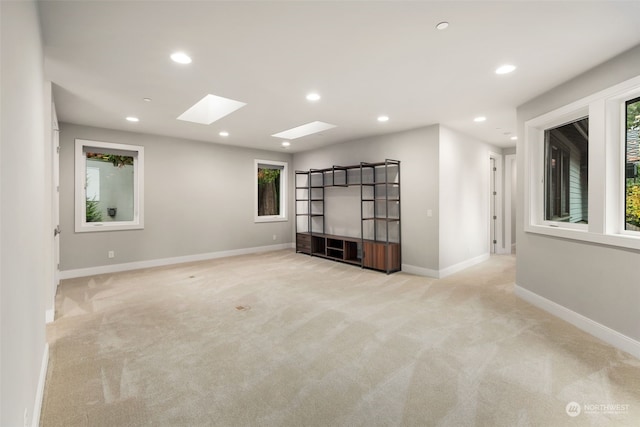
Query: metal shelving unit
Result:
<box><xmin>360</xmin><ymin>159</ymin><xmax>401</xmax><ymax>273</ymax></box>
<box><xmin>295</xmin><ymin>159</ymin><xmax>401</xmax><ymax>273</ymax></box>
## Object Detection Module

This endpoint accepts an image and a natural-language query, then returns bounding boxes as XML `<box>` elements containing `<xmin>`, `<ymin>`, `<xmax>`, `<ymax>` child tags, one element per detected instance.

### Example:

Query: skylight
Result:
<box><xmin>177</xmin><ymin>94</ymin><xmax>246</xmax><ymax>125</ymax></box>
<box><xmin>272</xmin><ymin>121</ymin><xmax>337</xmax><ymax>139</ymax></box>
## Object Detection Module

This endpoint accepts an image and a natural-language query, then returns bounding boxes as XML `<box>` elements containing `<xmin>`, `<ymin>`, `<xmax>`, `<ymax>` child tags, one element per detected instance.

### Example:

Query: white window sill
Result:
<box><xmin>525</xmin><ymin>223</ymin><xmax>640</xmax><ymax>251</ymax></box>
<box><xmin>254</xmin><ymin>216</ymin><xmax>288</xmax><ymax>223</ymax></box>
<box><xmin>76</xmin><ymin>221</ymin><xmax>144</xmax><ymax>233</ymax></box>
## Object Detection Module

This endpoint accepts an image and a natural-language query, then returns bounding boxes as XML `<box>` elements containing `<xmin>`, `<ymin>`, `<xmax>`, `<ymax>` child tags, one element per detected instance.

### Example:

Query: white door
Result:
<box><xmin>490</xmin><ymin>157</ymin><xmax>497</xmax><ymax>253</ymax></box>
<box><xmin>53</xmin><ymin>105</ymin><xmax>60</xmax><ymax>293</ymax></box>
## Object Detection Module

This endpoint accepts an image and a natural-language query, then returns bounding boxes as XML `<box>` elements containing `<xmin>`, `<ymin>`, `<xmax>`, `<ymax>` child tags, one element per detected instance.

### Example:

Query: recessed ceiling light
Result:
<box><xmin>495</xmin><ymin>64</ymin><xmax>516</xmax><ymax>75</ymax></box>
<box><xmin>510</xmin><ymin>136</ymin><xmax>518</xmax><ymax>141</ymax></box>
<box><xmin>474</xmin><ymin>116</ymin><xmax>487</xmax><ymax>123</ymax></box>
<box><xmin>177</xmin><ymin>94</ymin><xmax>247</xmax><ymax>125</ymax></box>
<box><xmin>436</xmin><ymin>22</ymin><xmax>449</xmax><ymax>30</ymax></box>
<box><xmin>170</xmin><ymin>52</ymin><xmax>192</xmax><ymax>64</ymax></box>
<box><xmin>306</xmin><ymin>93</ymin><xmax>321</xmax><ymax>102</ymax></box>
<box><xmin>219</xmin><ymin>131</ymin><xmax>229</xmax><ymax>137</ymax></box>
<box><xmin>377</xmin><ymin>115</ymin><xmax>389</xmax><ymax>122</ymax></box>
<box><xmin>281</xmin><ymin>141</ymin><xmax>291</xmax><ymax>147</ymax></box>
<box><xmin>143</xmin><ymin>98</ymin><xmax>152</xmax><ymax>102</ymax></box>
<box><xmin>272</xmin><ymin>121</ymin><xmax>337</xmax><ymax>140</ymax></box>
<box><xmin>126</xmin><ymin>116</ymin><xmax>139</xmax><ymax>122</ymax></box>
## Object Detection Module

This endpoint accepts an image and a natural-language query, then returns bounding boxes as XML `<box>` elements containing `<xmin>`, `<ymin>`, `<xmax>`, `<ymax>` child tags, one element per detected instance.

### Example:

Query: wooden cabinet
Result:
<box><xmin>295</xmin><ymin>159</ymin><xmax>401</xmax><ymax>274</ymax></box>
<box><xmin>297</xmin><ymin>233</ymin><xmax>362</xmax><ymax>266</ymax></box>
<box><xmin>296</xmin><ymin>233</ymin><xmax>311</xmax><ymax>254</ymax></box>
<box><xmin>363</xmin><ymin>241</ymin><xmax>400</xmax><ymax>272</ymax></box>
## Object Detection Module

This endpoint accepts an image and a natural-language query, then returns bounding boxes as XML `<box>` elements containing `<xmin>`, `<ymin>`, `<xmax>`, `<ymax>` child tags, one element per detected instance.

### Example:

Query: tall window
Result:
<box><xmin>254</xmin><ymin>159</ymin><xmax>287</xmax><ymax>222</ymax></box>
<box><xmin>626</xmin><ymin>97</ymin><xmax>640</xmax><ymax>231</ymax></box>
<box><xmin>544</xmin><ymin>117</ymin><xmax>589</xmax><ymax>223</ymax></box>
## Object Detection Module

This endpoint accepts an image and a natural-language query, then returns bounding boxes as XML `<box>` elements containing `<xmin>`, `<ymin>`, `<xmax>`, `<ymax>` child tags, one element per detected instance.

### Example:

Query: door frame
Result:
<box><xmin>505</xmin><ymin>154</ymin><xmax>516</xmax><ymax>254</ymax></box>
<box><xmin>45</xmin><ymin>84</ymin><xmax>59</xmax><ymax>324</ymax></box>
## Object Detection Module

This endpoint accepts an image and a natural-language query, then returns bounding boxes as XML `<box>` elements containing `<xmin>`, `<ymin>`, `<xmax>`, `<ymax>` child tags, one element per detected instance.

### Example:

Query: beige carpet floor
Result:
<box><xmin>41</xmin><ymin>250</ymin><xmax>640</xmax><ymax>426</ymax></box>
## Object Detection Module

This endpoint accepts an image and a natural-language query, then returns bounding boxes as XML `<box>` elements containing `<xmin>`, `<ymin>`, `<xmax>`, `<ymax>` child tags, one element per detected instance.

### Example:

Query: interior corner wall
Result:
<box><xmin>59</xmin><ymin>123</ymin><xmax>293</xmax><ymax>272</ymax></box>
<box><xmin>438</xmin><ymin>126</ymin><xmax>499</xmax><ymax>271</ymax></box>
<box><xmin>516</xmin><ymin>44</ymin><xmax>640</xmax><ymax>342</ymax></box>
<box><xmin>43</xmin><ymin>81</ymin><xmax>56</xmax><ymax>320</ymax></box>
<box><xmin>293</xmin><ymin>125</ymin><xmax>440</xmax><ymax>272</ymax></box>
<box><xmin>503</xmin><ymin>146</ymin><xmax>517</xmax><ymax>250</ymax></box>
<box><xmin>0</xmin><ymin>1</ymin><xmax>48</xmax><ymax>425</ymax></box>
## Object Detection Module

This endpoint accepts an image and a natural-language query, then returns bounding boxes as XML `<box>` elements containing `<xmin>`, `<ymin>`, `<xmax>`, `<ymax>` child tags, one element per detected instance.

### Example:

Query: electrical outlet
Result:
<box><xmin>108</xmin><ymin>250</ymin><xmax>115</xmax><ymax>258</ymax></box>
<box><xmin>272</xmin><ymin>234</ymin><xmax>277</xmax><ymax>241</ymax></box>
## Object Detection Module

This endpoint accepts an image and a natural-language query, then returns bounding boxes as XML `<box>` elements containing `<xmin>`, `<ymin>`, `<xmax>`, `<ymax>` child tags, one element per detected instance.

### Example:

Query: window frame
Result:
<box><xmin>524</xmin><ymin>74</ymin><xmax>640</xmax><ymax>250</ymax></box>
<box><xmin>254</xmin><ymin>159</ymin><xmax>288</xmax><ymax>223</ymax></box>
<box><xmin>546</xmin><ymin>134</ymin><xmax>571</xmax><ymax>221</ymax></box>
<box><xmin>526</xmin><ymin>106</ymin><xmax>590</xmax><ymax>233</ymax></box>
<box><xmin>543</xmin><ymin>116</ymin><xmax>589</xmax><ymax>224</ymax></box>
<box><xmin>75</xmin><ymin>139</ymin><xmax>144</xmax><ymax>232</ymax></box>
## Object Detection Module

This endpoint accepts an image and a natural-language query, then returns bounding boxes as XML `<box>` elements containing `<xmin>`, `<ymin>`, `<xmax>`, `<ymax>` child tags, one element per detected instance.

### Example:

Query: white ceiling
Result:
<box><xmin>39</xmin><ymin>1</ymin><xmax>640</xmax><ymax>153</ymax></box>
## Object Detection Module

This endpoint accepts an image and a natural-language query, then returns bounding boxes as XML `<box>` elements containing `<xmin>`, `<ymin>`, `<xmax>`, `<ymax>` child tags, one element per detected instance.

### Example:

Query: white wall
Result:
<box><xmin>0</xmin><ymin>1</ymin><xmax>48</xmax><ymax>425</ymax></box>
<box><xmin>59</xmin><ymin>123</ymin><xmax>293</xmax><ymax>272</ymax></box>
<box><xmin>438</xmin><ymin>126</ymin><xmax>500</xmax><ymax>270</ymax></box>
<box><xmin>294</xmin><ymin>125</ymin><xmax>440</xmax><ymax>272</ymax></box>
<box><xmin>516</xmin><ymin>44</ymin><xmax>640</xmax><ymax>343</ymax></box>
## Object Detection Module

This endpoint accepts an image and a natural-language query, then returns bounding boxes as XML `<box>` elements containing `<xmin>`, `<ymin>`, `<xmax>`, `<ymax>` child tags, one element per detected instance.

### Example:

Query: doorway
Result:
<box><xmin>488</xmin><ymin>153</ymin><xmax>503</xmax><ymax>254</ymax></box>
<box><xmin>490</xmin><ymin>157</ymin><xmax>497</xmax><ymax>253</ymax></box>
<box><xmin>46</xmin><ymin>97</ymin><xmax>60</xmax><ymax>324</ymax></box>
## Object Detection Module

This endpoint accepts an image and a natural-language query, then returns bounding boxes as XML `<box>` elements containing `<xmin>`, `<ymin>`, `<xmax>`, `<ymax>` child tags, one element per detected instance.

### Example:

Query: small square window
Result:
<box><xmin>75</xmin><ymin>139</ymin><xmax>144</xmax><ymax>232</ymax></box>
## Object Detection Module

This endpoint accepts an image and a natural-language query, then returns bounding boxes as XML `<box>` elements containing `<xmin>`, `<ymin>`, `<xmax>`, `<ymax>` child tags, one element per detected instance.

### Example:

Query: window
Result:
<box><xmin>626</xmin><ymin>97</ymin><xmax>640</xmax><ymax>231</ymax></box>
<box><xmin>75</xmin><ymin>139</ymin><xmax>144</xmax><ymax>232</ymax></box>
<box><xmin>544</xmin><ymin>117</ymin><xmax>589</xmax><ymax>223</ymax></box>
<box><xmin>254</xmin><ymin>159</ymin><xmax>287</xmax><ymax>222</ymax></box>
<box><xmin>524</xmin><ymin>74</ymin><xmax>640</xmax><ymax>251</ymax></box>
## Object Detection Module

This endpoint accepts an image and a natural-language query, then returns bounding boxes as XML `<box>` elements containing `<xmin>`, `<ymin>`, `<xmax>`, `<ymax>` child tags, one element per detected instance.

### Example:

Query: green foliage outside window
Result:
<box><xmin>626</xmin><ymin>184</ymin><xmax>640</xmax><ymax>227</ymax></box>
<box><xmin>626</xmin><ymin>98</ymin><xmax>640</xmax><ymax>228</ymax></box>
<box><xmin>86</xmin><ymin>198</ymin><xmax>103</xmax><ymax>222</ymax></box>
<box><xmin>86</xmin><ymin>152</ymin><xmax>133</xmax><ymax>167</ymax></box>
<box><xmin>258</xmin><ymin>168</ymin><xmax>281</xmax><ymax>216</ymax></box>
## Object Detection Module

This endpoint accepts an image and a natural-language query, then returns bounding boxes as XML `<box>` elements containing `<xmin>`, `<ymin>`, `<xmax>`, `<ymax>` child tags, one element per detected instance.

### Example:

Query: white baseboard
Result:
<box><xmin>496</xmin><ymin>245</ymin><xmax>515</xmax><ymax>255</ymax></box>
<box><xmin>515</xmin><ymin>285</ymin><xmax>640</xmax><ymax>359</ymax></box>
<box><xmin>45</xmin><ymin>308</ymin><xmax>54</xmax><ymax>324</ymax></box>
<box><xmin>401</xmin><ymin>264</ymin><xmax>439</xmax><ymax>278</ymax></box>
<box><xmin>403</xmin><ymin>253</ymin><xmax>490</xmax><ymax>279</ymax></box>
<box><xmin>32</xmin><ymin>343</ymin><xmax>49</xmax><ymax>427</ymax></box>
<box><xmin>439</xmin><ymin>253</ymin><xmax>490</xmax><ymax>278</ymax></box>
<box><xmin>60</xmin><ymin>243</ymin><xmax>294</xmax><ymax>280</ymax></box>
